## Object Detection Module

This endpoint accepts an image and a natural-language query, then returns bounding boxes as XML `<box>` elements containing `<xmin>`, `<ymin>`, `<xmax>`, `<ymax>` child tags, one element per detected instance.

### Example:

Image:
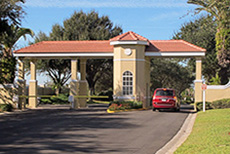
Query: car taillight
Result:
<box><xmin>153</xmin><ymin>96</ymin><xmax>155</xmax><ymax>100</ymax></box>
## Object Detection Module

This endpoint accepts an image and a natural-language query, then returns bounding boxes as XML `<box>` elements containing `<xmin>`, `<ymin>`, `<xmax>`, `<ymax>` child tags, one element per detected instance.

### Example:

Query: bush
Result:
<box><xmin>50</xmin><ymin>94</ymin><xmax>69</xmax><ymax>104</ymax></box>
<box><xmin>195</xmin><ymin>101</ymin><xmax>213</xmax><ymax>111</ymax></box>
<box><xmin>95</xmin><ymin>89</ymin><xmax>113</xmax><ymax>101</ymax></box>
<box><xmin>40</xmin><ymin>93</ymin><xmax>69</xmax><ymax>104</ymax></box>
<box><xmin>0</xmin><ymin>104</ymin><xmax>13</xmax><ymax>112</ymax></box>
<box><xmin>108</xmin><ymin>101</ymin><xmax>143</xmax><ymax>111</ymax></box>
<box><xmin>40</xmin><ymin>98</ymin><xmax>52</xmax><ymax>104</ymax></box>
<box><xmin>212</xmin><ymin>99</ymin><xmax>230</xmax><ymax>109</ymax></box>
<box><xmin>195</xmin><ymin>98</ymin><xmax>230</xmax><ymax>111</ymax></box>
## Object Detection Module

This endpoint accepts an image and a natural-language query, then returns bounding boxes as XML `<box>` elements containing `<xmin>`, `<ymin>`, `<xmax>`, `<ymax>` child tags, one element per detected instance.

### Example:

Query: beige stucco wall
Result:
<box><xmin>206</xmin><ymin>82</ymin><xmax>230</xmax><ymax>102</ymax></box>
<box><xmin>113</xmin><ymin>44</ymin><xmax>150</xmax><ymax>107</ymax></box>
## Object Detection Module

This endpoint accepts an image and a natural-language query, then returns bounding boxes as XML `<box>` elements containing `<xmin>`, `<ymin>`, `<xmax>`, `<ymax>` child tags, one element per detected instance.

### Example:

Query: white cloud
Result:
<box><xmin>25</xmin><ymin>0</ymin><xmax>189</xmax><ymax>8</ymax></box>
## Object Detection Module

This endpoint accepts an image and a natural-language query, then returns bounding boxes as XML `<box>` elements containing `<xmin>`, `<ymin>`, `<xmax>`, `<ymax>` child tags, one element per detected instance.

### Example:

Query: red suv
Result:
<box><xmin>152</xmin><ymin>88</ymin><xmax>180</xmax><ymax>111</ymax></box>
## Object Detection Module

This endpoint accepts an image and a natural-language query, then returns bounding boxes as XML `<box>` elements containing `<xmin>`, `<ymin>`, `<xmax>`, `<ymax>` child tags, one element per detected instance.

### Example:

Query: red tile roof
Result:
<box><xmin>14</xmin><ymin>41</ymin><xmax>113</xmax><ymax>53</ymax></box>
<box><xmin>14</xmin><ymin>31</ymin><xmax>206</xmax><ymax>54</ymax></box>
<box><xmin>146</xmin><ymin>40</ymin><xmax>206</xmax><ymax>52</ymax></box>
<box><xmin>110</xmin><ymin>31</ymin><xmax>148</xmax><ymax>41</ymax></box>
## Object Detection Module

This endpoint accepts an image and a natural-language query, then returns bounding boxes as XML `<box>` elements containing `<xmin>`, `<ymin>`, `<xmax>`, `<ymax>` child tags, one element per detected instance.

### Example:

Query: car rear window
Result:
<box><xmin>155</xmin><ymin>90</ymin><xmax>174</xmax><ymax>96</ymax></box>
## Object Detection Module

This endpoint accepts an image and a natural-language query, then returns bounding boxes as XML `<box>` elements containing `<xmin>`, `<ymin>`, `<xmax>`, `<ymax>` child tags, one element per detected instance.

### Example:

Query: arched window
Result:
<box><xmin>122</xmin><ymin>71</ymin><xmax>133</xmax><ymax>95</ymax></box>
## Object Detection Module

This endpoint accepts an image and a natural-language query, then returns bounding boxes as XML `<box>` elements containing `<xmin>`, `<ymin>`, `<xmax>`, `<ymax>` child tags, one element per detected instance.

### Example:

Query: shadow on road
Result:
<box><xmin>0</xmin><ymin>104</ymin><xmax>137</xmax><ymax>154</ymax></box>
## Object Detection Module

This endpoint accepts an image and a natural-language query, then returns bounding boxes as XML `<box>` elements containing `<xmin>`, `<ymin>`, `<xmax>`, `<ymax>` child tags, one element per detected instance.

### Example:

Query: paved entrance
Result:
<box><xmin>0</xmin><ymin>104</ymin><xmax>192</xmax><ymax>154</ymax></box>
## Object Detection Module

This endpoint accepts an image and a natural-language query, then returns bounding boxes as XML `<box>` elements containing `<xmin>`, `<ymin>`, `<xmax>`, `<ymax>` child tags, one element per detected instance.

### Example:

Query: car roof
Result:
<box><xmin>155</xmin><ymin>88</ymin><xmax>175</xmax><ymax>91</ymax></box>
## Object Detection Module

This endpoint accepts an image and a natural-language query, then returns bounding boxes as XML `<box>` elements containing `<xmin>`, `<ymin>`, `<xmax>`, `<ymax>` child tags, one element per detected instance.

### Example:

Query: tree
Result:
<box><xmin>62</xmin><ymin>11</ymin><xmax>122</xmax><ymax>95</ymax></box>
<box><xmin>31</xmin><ymin>30</ymin><xmax>71</xmax><ymax>95</ymax></box>
<box><xmin>33</xmin><ymin>11</ymin><xmax>122</xmax><ymax>95</ymax></box>
<box><xmin>0</xmin><ymin>25</ymin><xmax>33</xmax><ymax>84</ymax></box>
<box><xmin>1</xmin><ymin>25</ymin><xmax>34</xmax><ymax>56</ymax></box>
<box><xmin>187</xmin><ymin>0</ymin><xmax>230</xmax><ymax>68</ymax></box>
<box><xmin>0</xmin><ymin>0</ymin><xmax>26</xmax><ymax>84</ymax></box>
<box><xmin>0</xmin><ymin>0</ymin><xmax>25</xmax><ymax>40</ymax></box>
<box><xmin>150</xmin><ymin>58</ymin><xmax>194</xmax><ymax>99</ymax></box>
<box><xmin>173</xmin><ymin>15</ymin><xmax>229</xmax><ymax>84</ymax></box>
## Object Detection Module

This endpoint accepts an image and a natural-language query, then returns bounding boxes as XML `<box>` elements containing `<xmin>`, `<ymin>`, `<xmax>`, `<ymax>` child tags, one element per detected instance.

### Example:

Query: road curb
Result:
<box><xmin>156</xmin><ymin>112</ymin><xmax>197</xmax><ymax>154</ymax></box>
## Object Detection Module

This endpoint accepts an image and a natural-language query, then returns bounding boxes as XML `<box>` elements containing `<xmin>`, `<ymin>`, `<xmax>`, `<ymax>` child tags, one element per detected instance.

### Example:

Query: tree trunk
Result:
<box><xmin>55</xmin><ymin>88</ymin><xmax>60</xmax><ymax>95</ymax></box>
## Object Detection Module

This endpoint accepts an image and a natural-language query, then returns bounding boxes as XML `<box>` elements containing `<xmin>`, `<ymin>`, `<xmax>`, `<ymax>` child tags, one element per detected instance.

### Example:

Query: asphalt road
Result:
<box><xmin>0</xmin><ymin>104</ymin><xmax>192</xmax><ymax>154</ymax></box>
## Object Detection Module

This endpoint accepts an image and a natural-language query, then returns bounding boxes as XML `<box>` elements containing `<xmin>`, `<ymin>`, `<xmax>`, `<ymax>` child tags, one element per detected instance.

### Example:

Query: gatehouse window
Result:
<box><xmin>122</xmin><ymin>71</ymin><xmax>133</xmax><ymax>95</ymax></box>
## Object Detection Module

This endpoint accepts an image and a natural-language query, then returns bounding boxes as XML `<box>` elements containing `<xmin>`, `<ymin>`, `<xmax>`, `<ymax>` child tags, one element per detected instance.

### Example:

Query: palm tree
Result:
<box><xmin>0</xmin><ymin>25</ymin><xmax>34</xmax><ymax>83</ymax></box>
<box><xmin>187</xmin><ymin>0</ymin><xmax>230</xmax><ymax>67</ymax></box>
<box><xmin>1</xmin><ymin>25</ymin><xmax>34</xmax><ymax>57</ymax></box>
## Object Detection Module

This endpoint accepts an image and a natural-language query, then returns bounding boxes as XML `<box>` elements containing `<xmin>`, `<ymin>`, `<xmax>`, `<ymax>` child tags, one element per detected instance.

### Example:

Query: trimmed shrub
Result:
<box><xmin>195</xmin><ymin>98</ymin><xmax>230</xmax><ymax>111</ymax></box>
<box><xmin>40</xmin><ymin>93</ymin><xmax>69</xmax><ymax>104</ymax></box>
<box><xmin>212</xmin><ymin>99</ymin><xmax>230</xmax><ymax>109</ymax></box>
<box><xmin>40</xmin><ymin>98</ymin><xmax>52</xmax><ymax>104</ymax></box>
<box><xmin>195</xmin><ymin>101</ymin><xmax>213</xmax><ymax>111</ymax></box>
<box><xmin>0</xmin><ymin>104</ymin><xmax>13</xmax><ymax>112</ymax></box>
<box><xmin>50</xmin><ymin>94</ymin><xmax>69</xmax><ymax>104</ymax></box>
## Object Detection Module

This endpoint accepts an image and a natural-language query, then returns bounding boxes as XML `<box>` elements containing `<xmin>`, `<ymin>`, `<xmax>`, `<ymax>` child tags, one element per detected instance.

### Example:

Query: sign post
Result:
<box><xmin>202</xmin><ymin>84</ymin><xmax>207</xmax><ymax>112</ymax></box>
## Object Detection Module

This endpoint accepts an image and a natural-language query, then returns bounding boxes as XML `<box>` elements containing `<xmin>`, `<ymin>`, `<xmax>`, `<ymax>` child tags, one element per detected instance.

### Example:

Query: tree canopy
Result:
<box><xmin>0</xmin><ymin>0</ymin><xmax>25</xmax><ymax>39</ymax></box>
<box><xmin>33</xmin><ymin>11</ymin><xmax>122</xmax><ymax>95</ymax></box>
<box><xmin>173</xmin><ymin>15</ymin><xmax>229</xmax><ymax>84</ymax></box>
<box><xmin>187</xmin><ymin>0</ymin><xmax>230</xmax><ymax>68</ymax></box>
<box><xmin>150</xmin><ymin>58</ymin><xmax>194</xmax><ymax>98</ymax></box>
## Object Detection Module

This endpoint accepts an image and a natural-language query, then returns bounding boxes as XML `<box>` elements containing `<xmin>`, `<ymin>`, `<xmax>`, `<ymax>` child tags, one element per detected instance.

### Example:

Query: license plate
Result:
<box><xmin>162</xmin><ymin>99</ymin><xmax>167</xmax><ymax>102</ymax></box>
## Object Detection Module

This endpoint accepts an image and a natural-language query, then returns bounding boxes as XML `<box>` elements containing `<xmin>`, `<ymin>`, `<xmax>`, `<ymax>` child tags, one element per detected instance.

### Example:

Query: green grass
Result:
<box><xmin>175</xmin><ymin>109</ymin><xmax>230</xmax><ymax>154</ymax></box>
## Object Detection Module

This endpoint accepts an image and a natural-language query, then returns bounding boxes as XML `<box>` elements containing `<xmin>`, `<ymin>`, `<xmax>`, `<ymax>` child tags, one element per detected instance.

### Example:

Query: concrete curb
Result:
<box><xmin>156</xmin><ymin>112</ymin><xmax>197</xmax><ymax>154</ymax></box>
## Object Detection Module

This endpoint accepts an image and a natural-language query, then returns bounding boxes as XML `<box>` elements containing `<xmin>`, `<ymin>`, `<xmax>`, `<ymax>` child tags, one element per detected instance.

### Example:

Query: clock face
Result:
<box><xmin>124</xmin><ymin>48</ymin><xmax>132</xmax><ymax>56</ymax></box>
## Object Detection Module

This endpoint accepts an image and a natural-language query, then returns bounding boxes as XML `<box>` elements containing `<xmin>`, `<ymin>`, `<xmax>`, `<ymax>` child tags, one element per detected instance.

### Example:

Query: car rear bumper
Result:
<box><xmin>152</xmin><ymin>102</ymin><xmax>176</xmax><ymax>109</ymax></box>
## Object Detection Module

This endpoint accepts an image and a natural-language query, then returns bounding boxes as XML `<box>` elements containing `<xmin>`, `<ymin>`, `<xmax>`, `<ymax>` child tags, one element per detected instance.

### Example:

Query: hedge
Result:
<box><xmin>195</xmin><ymin>98</ymin><xmax>230</xmax><ymax>111</ymax></box>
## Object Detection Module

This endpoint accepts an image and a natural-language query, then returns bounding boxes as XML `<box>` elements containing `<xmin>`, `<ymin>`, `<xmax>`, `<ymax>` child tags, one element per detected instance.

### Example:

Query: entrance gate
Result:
<box><xmin>14</xmin><ymin>31</ymin><xmax>205</xmax><ymax>109</ymax></box>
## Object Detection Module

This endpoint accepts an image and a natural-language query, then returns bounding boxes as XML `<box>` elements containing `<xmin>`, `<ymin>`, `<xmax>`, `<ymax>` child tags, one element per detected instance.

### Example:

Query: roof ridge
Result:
<box><xmin>110</xmin><ymin>31</ymin><xmax>148</xmax><ymax>41</ymax></box>
<box><xmin>118</xmin><ymin>32</ymin><xmax>129</xmax><ymax>40</ymax></box>
<box><xmin>129</xmin><ymin>31</ymin><xmax>138</xmax><ymax>40</ymax></box>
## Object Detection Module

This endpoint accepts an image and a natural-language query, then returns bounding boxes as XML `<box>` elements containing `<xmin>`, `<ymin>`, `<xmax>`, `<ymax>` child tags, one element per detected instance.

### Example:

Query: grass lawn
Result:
<box><xmin>175</xmin><ymin>108</ymin><xmax>230</xmax><ymax>154</ymax></box>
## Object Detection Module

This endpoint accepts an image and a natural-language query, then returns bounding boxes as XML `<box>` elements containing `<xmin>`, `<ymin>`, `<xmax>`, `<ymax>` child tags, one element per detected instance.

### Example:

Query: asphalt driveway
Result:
<box><xmin>0</xmin><ymin>104</ymin><xmax>192</xmax><ymax>154</ymax></box>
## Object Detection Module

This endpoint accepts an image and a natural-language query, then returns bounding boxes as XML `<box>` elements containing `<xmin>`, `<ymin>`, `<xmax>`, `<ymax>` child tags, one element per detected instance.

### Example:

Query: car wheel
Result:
<box><xmin>174</xmin><ymin>106</ymin><xmax>180</xmax><ymax>112</ymax></box>
<box><xmin>176</xmin><ymin>107</ymin><xmax>180</xmax><ymax>112</ymax></box>
<box><xmin>152</xmin><ymin>108</ymin><xmax>156</xmax><ymax>111</ymax></box>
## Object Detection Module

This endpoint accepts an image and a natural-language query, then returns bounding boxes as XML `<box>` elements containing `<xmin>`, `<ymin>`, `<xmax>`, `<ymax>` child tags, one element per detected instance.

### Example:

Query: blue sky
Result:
<box><xmin>18</xmin><ymin>0</ymin><xmax>200</xmax><ymax>48</ymax></box>
<box><xmin>18</xmin><ymin>0</ymin><xmax>202</xmax><ymax>84</ymax></box>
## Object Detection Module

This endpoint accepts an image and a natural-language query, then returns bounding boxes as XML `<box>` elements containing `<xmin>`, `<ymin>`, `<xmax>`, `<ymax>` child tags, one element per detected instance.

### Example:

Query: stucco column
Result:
<box><xmin>17</xmin><ymin>58</ymin><xmax>26</xmax><ymax>109</ymax></box>
<box><xmin>69</xmin><ymin>59</ymin><xmax>79</xmax><ymax>108</ymax></box>
<box><xmin>29</xmin><ymin>59</ymin><xmax>37</xmax><ymax>108</ymax></box>
<box><xmin>77</xmin><ymin>59</ymin><xmax>88</xmax><ymax>108</ymax></box>
<box><xmin>144</xmin><ymin>57</ymin><xmax>151</xmax><ymax>108</ymax></box>
<box><xmin>194</xmin><ymin>57</ymin><xmax>203</xmax><ymax>103</ymax></box>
